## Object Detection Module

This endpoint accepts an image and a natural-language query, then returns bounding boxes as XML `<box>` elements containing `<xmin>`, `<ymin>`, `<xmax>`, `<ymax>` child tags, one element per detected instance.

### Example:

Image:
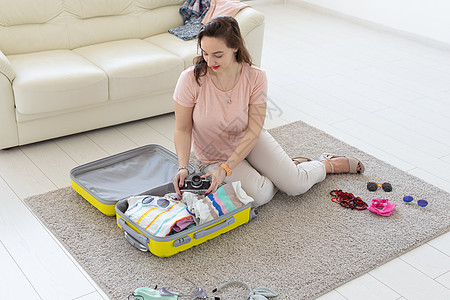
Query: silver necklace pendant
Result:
<box><xmin>215</xmin><ymin>73</ymin><xmax>234</xmax><ymax>104</ymax></box>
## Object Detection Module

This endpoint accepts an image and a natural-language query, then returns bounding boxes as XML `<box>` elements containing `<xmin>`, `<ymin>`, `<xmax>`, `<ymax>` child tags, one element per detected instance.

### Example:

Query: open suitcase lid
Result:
<box><xmin>70</xmin><ymin>144</ymin><xmax>195</xmax><ymax>206</ymax></box>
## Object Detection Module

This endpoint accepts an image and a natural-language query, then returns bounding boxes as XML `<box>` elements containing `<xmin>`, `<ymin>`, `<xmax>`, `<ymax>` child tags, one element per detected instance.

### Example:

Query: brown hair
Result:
<box><xmin>193</xmin><ymin>16</ymin><xmax>252</xmax><ymax>85</ymax></box>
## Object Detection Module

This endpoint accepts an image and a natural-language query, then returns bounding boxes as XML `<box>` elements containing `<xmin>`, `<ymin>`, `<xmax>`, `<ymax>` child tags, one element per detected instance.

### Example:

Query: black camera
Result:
<box><xmin>180</xmin><ymin>173</ymin><xmax>211</xmax><ymax>194</ymax></box>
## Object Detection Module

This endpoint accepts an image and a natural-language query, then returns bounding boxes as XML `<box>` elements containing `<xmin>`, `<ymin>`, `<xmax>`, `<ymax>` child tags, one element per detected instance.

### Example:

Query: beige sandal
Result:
<box><xmin>292</xmin><ymin>156</ymin><xmax>312</xmax><ymax>164</ymax></box>
<box><xmin>319</xmin><ymin>153</ymin><xmax>365</xmax><ymax>174</ymax></box>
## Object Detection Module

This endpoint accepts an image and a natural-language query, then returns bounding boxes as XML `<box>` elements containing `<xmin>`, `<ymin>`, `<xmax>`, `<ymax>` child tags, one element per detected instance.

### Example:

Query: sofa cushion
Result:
<box><xmin>74</xmin><ymin>39</ymin><xmax>184</xmax><ymax>101</ymax></box>
<box><xmin>8</xmin><ymin>50</ymin><xmax>108</xmax><ymax>115</ymax></box>
<box><xmin>145</xmin><ymin>33</ymin><xmax>198</xmax><ymax>69</ymax></box>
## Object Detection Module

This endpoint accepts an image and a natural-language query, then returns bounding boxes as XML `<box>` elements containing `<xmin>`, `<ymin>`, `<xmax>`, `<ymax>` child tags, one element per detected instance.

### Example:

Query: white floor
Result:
<box><xmin>1</xmin><ymin>1</ymin><xmax>450</xmax><ymax>299</ymax></box>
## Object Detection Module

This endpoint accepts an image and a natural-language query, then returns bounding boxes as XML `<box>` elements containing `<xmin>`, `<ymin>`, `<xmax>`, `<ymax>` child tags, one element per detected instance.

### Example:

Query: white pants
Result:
<box><xmin>201</xmin><ymin>129</ymin><xmax>326</xmax><ymax>207</ymax></box>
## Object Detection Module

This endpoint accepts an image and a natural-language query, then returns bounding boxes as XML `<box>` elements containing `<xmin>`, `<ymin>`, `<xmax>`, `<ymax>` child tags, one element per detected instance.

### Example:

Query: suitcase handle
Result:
<box><xmin>194</xmin><ymin>216</ymin><xmax>235</xmax><ymax>239</ymax></box>
<box><xmin>118</xmin><ymin>218</ymin><xmax>149</xmax><ymax>251</ymax></box>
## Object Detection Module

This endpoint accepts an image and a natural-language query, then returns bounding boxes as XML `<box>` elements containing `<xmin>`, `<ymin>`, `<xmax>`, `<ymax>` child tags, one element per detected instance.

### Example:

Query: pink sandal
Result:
<box><xmin>367</xmin><ymin>198</ymin><xmax>396</xmax><ymax>216</ymax></box>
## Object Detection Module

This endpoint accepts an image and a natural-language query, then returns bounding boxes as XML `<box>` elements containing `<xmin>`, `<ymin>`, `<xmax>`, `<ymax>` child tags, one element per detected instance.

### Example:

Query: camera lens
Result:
<box><xmin>190</xmin><ymin>175</ymin><xmax>203</xmax><ymax>188</ymax></box>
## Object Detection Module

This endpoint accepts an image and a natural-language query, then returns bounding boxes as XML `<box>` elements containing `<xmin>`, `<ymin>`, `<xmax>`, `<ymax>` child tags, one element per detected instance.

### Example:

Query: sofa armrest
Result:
<box><xmin>235</xmin><ymin>7</ymin><xmax>265</xmax><ymax>67</ymax></box>
<box><xmin>0</xmin><ymin>71</ymin><xmax>19</xmax><ymax>149</ymax></box>
<box><xmin>0</xmin><ymin>50</ymin><xmax>16</xmax><ymax>82</ymax></box>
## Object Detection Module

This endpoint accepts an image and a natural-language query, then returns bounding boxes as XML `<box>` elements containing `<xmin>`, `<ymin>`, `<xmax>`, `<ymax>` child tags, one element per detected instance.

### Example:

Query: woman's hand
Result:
<box><xmin>173</xmin><ymin>168</ymin><xmax>190</xmax><ymax>199</ymax></box>
<box><xmin>204</xmin><ymin>166</ymin><xmax>227</xmax><ymax>195</ymax></box>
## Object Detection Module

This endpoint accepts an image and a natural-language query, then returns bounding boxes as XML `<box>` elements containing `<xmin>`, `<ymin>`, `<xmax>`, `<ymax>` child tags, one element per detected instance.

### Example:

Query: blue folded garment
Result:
<box><xmin>168</xmin><ymin>18</ymin><xmax>203</xmax><ymax>41</ymax></box>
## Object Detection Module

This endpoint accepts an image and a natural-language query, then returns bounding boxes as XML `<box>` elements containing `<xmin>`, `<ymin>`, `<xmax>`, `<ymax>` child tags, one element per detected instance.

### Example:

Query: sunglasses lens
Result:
<box><xmin>382</xmin><ymin>182</ymin><xmax>392</xmax><ymax>192</ymax></box>
<box><xmin>157</xmin><ymin>198</ymin><xmax>170</xmax><ymax>208</ymax></box>
<box><xmin>403</xmin><ymin>196</ymin><xmax>413</xmax><ymax>203</ymax></box>
<box><xmin>367</xmin><ymin>182</ymin><xmax>378</xmax><ymax>191</ymax></box>
<box><xmin>142</xmin><ymin>196</ymin><xmax>154</xmax><ymax>204</ymax></box>
<box><xmin>417</xmin><ymin>200</ymin><xmax>428</xmax><ymax>207</ymax></box>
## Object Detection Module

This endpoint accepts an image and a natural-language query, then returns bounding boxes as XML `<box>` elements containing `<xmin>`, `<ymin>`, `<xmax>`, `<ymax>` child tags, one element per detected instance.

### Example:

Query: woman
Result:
<box><xmin>172</xmin><ymin>16</ymin><xmax>364</xmax><ymax>207</ymax></box>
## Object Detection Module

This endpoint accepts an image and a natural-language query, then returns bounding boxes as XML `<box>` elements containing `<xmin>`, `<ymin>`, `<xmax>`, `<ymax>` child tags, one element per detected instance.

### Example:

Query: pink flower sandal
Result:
<box><xmin>367</xmin><ymin>198</ymin><xmax>396</xmax><ymax>216</ymax></box>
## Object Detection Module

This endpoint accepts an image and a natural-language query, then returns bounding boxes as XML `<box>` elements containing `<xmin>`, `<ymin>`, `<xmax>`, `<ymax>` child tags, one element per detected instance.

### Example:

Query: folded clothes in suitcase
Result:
<box><xmin>116</xmin><ymin>189</ymin><xmax>254</xmax><ymax>257</ymax></box>
<box><xmin>70</xmin><ymin>144</ymin><xmax>255</xmax><ymax>257</ymax></box>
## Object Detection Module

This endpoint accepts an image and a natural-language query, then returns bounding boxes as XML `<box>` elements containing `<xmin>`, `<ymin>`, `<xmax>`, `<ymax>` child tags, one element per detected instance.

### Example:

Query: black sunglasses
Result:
<box><xmin>367</xmin><ymin>182</ymin><xmax>392</xmax><ymax>192</ymax></box>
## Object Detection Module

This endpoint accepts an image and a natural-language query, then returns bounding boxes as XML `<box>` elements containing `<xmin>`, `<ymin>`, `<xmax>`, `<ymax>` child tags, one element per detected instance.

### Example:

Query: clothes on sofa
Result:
<box><xmin>170</xmin><ymin>0</ymin><xmax>210</xmax><ymax>40</ymax></box>
<box><xmin>125</xmin><ymin>193</ymin><xmax>194</xmax><ymax>237</ymax></box>
<box><xmin>182</xmin><ymin>181</ymin><xmax>253</xmax><ymax>225</ymax></box>
<box><xmin>179</xmin><ymin>0</ymin><xmax>211</xmax><ymax>24</ymax></box>
<box><xmin>169</xmin><ymin>0</ymin><xmax>250</xmax><ymax>40</ymax></box>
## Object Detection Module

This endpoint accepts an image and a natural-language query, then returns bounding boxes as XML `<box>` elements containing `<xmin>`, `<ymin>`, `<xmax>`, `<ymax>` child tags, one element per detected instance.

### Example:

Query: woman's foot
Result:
<box><xmin>292</xmin><ymin>156</ymin><xmax>312</xmax><ymax>166</ymax></box>
<box><xmin>319</xmin><ymin>153</ymin><xmax>365</xmax><ymax>174</ymax></box>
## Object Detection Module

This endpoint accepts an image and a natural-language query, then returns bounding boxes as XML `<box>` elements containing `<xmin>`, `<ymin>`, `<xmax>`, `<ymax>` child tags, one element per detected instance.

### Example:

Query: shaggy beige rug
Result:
<box><xmin>25</xmin><ymin>121</ymin><xmax>450</xmax><ymax>299</ymax></box>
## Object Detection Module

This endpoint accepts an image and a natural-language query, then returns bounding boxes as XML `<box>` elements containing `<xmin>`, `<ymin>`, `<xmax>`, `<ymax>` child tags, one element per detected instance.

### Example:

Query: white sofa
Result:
<box><xmin>0</xmin><ymin>0</ymin><xmax>264</xmax><ymax>149</ymax></box>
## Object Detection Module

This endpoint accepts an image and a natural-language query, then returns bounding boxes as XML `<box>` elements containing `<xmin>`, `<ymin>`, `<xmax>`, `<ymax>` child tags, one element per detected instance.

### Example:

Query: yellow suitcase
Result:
<box><xmin>70</xmin><ymin>144</ymin><xmax>255</xmax><ymax>257</ymax></box>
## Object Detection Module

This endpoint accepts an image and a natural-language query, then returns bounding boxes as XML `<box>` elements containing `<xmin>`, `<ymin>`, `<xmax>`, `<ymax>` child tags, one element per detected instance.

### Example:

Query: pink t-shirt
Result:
<box><xmin>173</xmin><ymin>63</ymin><xmax>268</xmax><ymax>164</ymax></box>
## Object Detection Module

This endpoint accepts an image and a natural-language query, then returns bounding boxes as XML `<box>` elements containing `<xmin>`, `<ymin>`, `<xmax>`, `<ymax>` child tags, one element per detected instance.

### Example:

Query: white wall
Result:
<box><xmin>294</xmin><ymin>0</ymin><xmax>450</xmax><ymax>46</ymax></box>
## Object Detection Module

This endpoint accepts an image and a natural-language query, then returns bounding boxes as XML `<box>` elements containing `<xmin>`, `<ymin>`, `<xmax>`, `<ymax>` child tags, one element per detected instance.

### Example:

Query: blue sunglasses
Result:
<box><xmin>403</xmin><ymin>196</ymin><xmax>428</xmax><ymax>207</ymax></box>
